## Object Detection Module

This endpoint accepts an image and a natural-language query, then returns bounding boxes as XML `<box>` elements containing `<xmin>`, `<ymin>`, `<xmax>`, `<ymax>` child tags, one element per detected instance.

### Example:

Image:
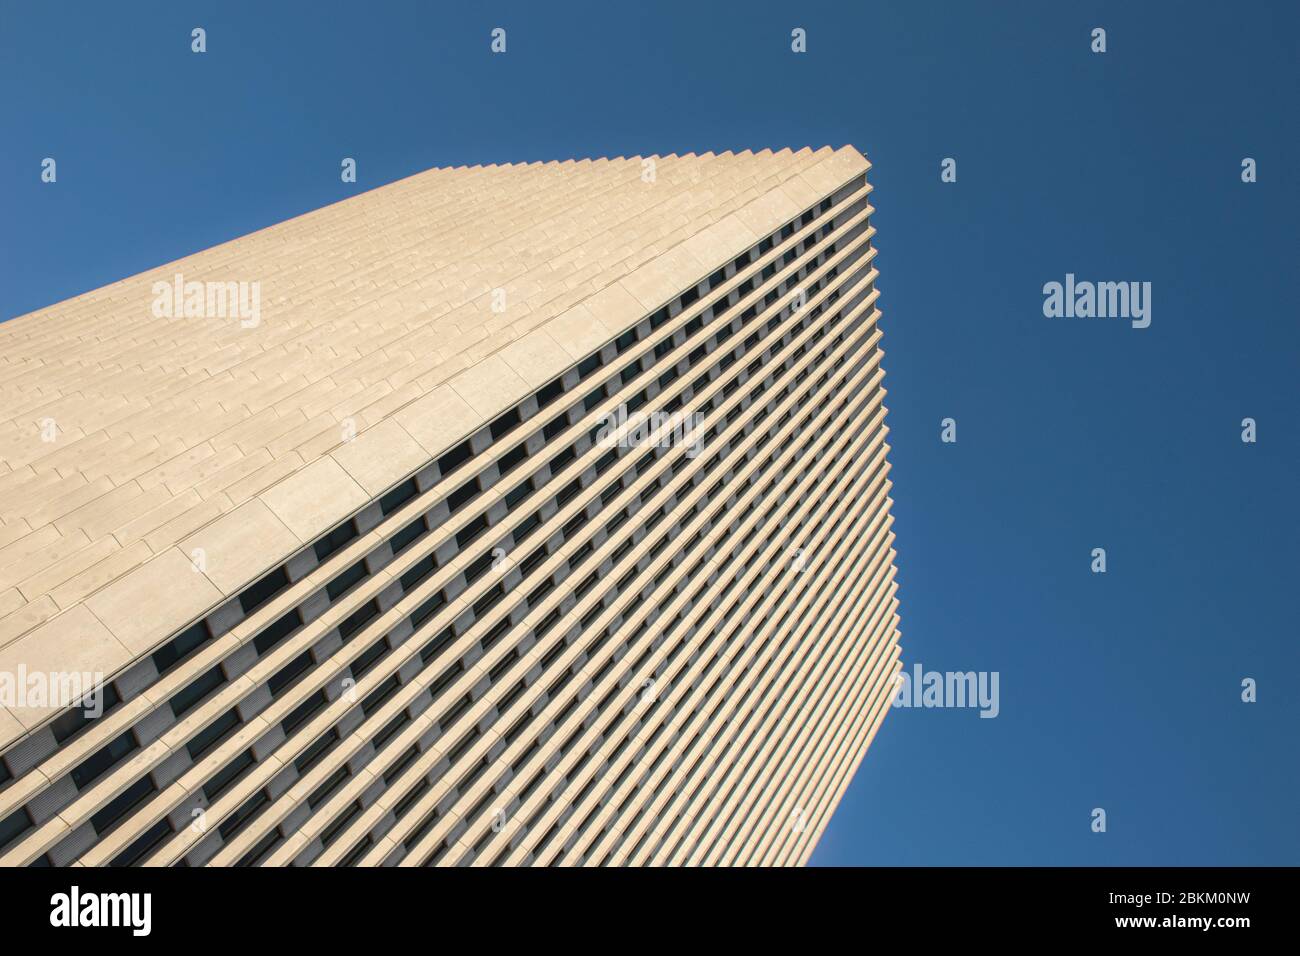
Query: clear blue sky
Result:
<box><xmin>1</xmin><ymin>1</ymin><xmax>1295</xmax><ymax>865</ymax></box>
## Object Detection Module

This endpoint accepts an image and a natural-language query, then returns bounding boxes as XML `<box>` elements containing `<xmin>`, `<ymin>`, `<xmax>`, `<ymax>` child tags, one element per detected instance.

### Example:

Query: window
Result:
<box><xmin>380</xmin><ymin>479</ymin><xmax>417</xmax><ymax>515</ymax></box>
<box><xmin>239</xmin><ymin>567</ymin><xmax>289</xmax><ymax>615</ymax></box>
<box><xmin>171</xmin><ymin>666</ymin><xmax>225</xmax><ymax>718</ymax></box>
<box><xmin>314</xmin><ymin>521</ymin><xmax>357</xmax><ymax>563</ymax></box>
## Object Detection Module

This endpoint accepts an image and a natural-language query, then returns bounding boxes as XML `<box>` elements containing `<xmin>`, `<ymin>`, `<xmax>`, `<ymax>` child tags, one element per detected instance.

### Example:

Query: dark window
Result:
<box><xmin>321</xmin><ymin>801</ymin><xmax>363</xmax><ymax>848</ymax></box>
<box><xmin>513</xmin><ymin>512</ymin><xmax>541</xmax><ymax>542</ymax></box>
<box><xmin>447</xmin><ymin>730</ymin><xmax>476</xmax><ymax>764</ymax></box>
<box><xmin>430</xmin><ymin>664</ymin><xmax>462</xmax><ymax>697</ymax></box>
<box><xmin>497</xmin><ymin>443</ymin><xmax>527</xmax><ymax>476</ymax></box>
<box><xmin>268</xmin><ymin>651</ymin><xmax>313</xmax><ymax>697</ymax></box>
<box><xmin>0</xmin><ymin>808</ymin><xmax>32</xmax><ymax>851</ymax></box>
<box><xmin>188</xmin><ymin>708</ymin><xmax>239</xmax><ymax>761</ymax></box>
<box><xmin>447</xmin><ymin>480</ymin><xmax>478</xmax><ymax>513</ymax></box>
<box><xmin>394</xmin><ymin>779</ymin><xmax>430</xmax><ymax>819</ymax></box>
<box><xmin>171</xmin><ymin>665</ymin><xmax>225</xmax><ymax>718</ymax></box>
<box><xmin>362</xmin><ymin>675</ymin><xmax>400</xmax><ymax>715</ymax></box>
<box><xmin>473</xmin><ymin>584</ymin><xmax>505</xmax><ymax>618</ymax></box>
<box><xmin>463</xmin><ymin>550</ymin><xmax>495</xmax><ymax>584</ymax></box>
<box><xmin>557</xmin><ymin>478</ymin><xmax>582</xmax><ymax>507</ymax></box>
<box><xmin>520</xmin><ymin>548</ymin><xmax>548</xmax><ymax>578</ymax></box>
<box><xmin>327</xmin><ymin>560</ymin><xmax>367</xmax><ymax>602</ymax></box>
<box><xmin>420</xmin><ymin>628</ymin><xmax>456</xmax><ymax>665</ymax></box>
<box><xmin>490</xmin><ymin>408</ymin><xmax>521</xmax><ymax>440</ymax></box>
<box><xmin>218</xmin><ymin>788</ymin><xmax>268</xmax><ymax>839</ymax></box>
<box><xmin>549</xmin><ymin>446</ymin><xmax>575</xmax><ymax>473</ymax></box>
<box><xmin>237</xmin><ymin>829</ymin><xmax>283</xmax><ymax>867</ymax></box>
<box><xmin>50</xmin><ymin>682</ymin><xmax>122</xmax><ymax>745</ymax></box>
<box><xmin>205</xmin><ymin>750</ymin><xmax>256</xmax><ymax>802</ymax></box>
<box><xmin>480</xmin><ymin>617</ymin><xmax>512</xmax><ymax>652</ymax></box>
<box><xmin>543</xmin><ymin>415</ymin><xmax>567</xmax><ymax>441</ymax></box>
<box><xmin>505</xmin><ymin>481</ymin><xmax>531</xmax><ymax>510</ymax></box>
<box><xmin>314</xmin><ymin>522</ymin><xmax>357</xmax><ymax>564</ymax></box>
<box><xmin>109</xmin><ymin>816</ymin><xmax>172</xmax><ymax>867</ymax></box>
<box><xmin>374</xmin><ymin>711</ymin><xmax>409</xmax><ymax>750</ymax></box>
<box><xmin>282</xmin><ymin>689</ymin><xmax>328</xmax><ymax>735</ymax></box>
<box><xmin>384</xmin><ymin>745</ymin><xmax>420</xmax><ymax>784</ymax></box>
<box><xmin>390</xmin><ymin>517</ymin><xmax>426</xmax><ymax>555</ymax></box>
<box><xmin>295</xmin><ymin>728</ymin><xmax>338</xmax><ymax>774</ymax></box>
<box><xmin>534</xmin><ymin>608</ymin><xmax>562</xmax><ymax>639</ymax></box>
<box><xmin>456</xmin><ymin>515</ymin><xmax>488</xmax><ymax>549</ymax></box>
<box><xmin>337</xmin><ymin>599</ymin><xmax>379</xmax><ymax>641</ymax></box>
<box><xmin>380</xmin><ymin>479</ymin><xmax>417</xmax><ymax>515</ymax></box>
<box><xmin>151</xmin><ymin>622</ymin><xmax>211</xmax><ymax>677</ymax></box>
<box><xmin>253</xmin><ymin>609</ymin><xmax>302</xmax><ymax>655</ymax></box>
<box><xmin>90</xmin><ymin>776</ymin><xmax>154</xmax><ymax>836</ymax></box>
<box><xmin>411</xmin><ymin>590</ymin><xmax>446</xmax><ymax>628</ymax></box>
<box><xmin>350</xmin><ymin>639</ymin><xmax>389</xmax><ymax>680</ymax></box>
<box><xmin>309</xmin><ymin>767</ymin><xmax>349</xmax><ymax>810</ymax></box>
<box><xmin>536</xmin><ymin>379</ymin><xmax>564</xmax><ymax>409</ymax></box>
<box><xmin>438</xmin><ymin>441</ymin><xmax>472</xmax><ymax>477</ymax></box>
<box><xmin>71</xmin><ymin>731</ymin><xmax>138</xmax><ymax>790</ymax></box>
<box><xmin>400</xmin><ymin>554</ymin><xmax>436</xmax><ymax>592</ymax></box>
<box><xmin>239</xmin><ymin>567</ymin><xmax>289</xmax><ymax>615</ymax></box>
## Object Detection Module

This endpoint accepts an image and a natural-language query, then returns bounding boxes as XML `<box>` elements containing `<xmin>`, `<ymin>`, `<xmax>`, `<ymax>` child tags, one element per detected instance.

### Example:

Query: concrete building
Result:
<box><xmin>0</xmin><ymin>147</ymin><xmax>901</xmax><ymax>866</ymax></box>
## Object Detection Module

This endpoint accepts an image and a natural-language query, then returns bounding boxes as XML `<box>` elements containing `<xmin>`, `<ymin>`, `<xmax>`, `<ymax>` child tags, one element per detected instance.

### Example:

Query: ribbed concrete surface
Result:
<box><xmin>0</xmin><ymin>147</ymin><xmax>900</xmax><ymax>865</ymax></box>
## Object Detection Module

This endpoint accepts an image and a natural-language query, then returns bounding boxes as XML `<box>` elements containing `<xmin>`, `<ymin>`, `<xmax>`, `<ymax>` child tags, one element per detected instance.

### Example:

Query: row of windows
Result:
<box><xmin>6</xmin><ymin>196</ymin><xmax>866</xmax><ymax>832</ymax></box>
<box><xmin>230</xmin><ymin>245</ymin><xmax>873</xmax><ymax>866</ymax></box>
<box><xmin>622</xmin><ymin>454</ymin><xmax>894</xmax><ymax>866</ymax></box>
<box><xmin>173</xmin><ymin>224</ymin><xmax>873</xmax><ymax>867</ymax></box>
<box><xmin>4</xmin><ymin>180</ymin><xmax>872</xmax><ymax>865</ymax></box>
<box><xmin>256</xmin><ymin>240</ymin><xmax>873</xmax><ymax>868</ymax></box>
<box><xmin>374</xmin><ymin>280</ymin><xmax>880</xmax><ymax>865</ymax></box>
<box><xmin>225</xmin><ymin>251</ymin><xmax>872</xmax><ymax>866</ymax></box>
<box><xmin>12</xmin><ymin>219</ymin><xmax>858</xmax><ymax>863</ymax></box>
<box><xmin>465</xmin><ymin>329</ymin><xmax>887</xmax><ymax>865</ymax></box>
<box><xmin>0</xmin><ymin>185</ymin><xmax>859</xmax><ymax>805</ymax></box>
<box><xmin>547</xmin><ymin>382</ymin><xmax>891</xmax><ymax>867</ymax></box>
<box><xmin>328</xmin><ymin>254</ymin><xmax>878</xmax><ymax>863</ymax></box>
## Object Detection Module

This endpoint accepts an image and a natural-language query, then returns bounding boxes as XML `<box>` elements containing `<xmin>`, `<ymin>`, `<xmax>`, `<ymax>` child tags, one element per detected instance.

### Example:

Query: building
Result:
<box><xmin>0</xmin><ymin>147</ymin><xmax>901</xmax><ymax>866</ymax></box>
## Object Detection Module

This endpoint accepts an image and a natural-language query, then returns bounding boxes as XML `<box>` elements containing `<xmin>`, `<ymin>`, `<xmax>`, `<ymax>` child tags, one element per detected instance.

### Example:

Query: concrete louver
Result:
<box><xmin>0</xmin><ymin>146</ymin><xmax>901</xmax><ymax>866</ymax></box>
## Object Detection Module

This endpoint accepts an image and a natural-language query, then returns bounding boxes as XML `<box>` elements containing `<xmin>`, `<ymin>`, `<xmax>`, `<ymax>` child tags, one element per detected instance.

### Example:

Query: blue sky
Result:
<box><xmin>1</xmin><ymin>1</ymin><xmax>1296</xmax><ymax>864</ymax></box>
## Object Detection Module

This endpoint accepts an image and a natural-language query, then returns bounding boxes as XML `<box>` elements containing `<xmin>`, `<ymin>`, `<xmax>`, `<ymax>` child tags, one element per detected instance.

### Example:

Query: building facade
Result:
<box><xmin>0</xmin><ymin>147</ymin><xmax>900</xmax><ymax>866</ymax></box>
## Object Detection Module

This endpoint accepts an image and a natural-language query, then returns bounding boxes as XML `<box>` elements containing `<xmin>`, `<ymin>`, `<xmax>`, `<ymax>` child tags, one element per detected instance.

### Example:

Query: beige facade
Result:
<box><xmin>0</xmin><ymin>147</ymin><xmax>900</xmax><ymax>866</ymax></box>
